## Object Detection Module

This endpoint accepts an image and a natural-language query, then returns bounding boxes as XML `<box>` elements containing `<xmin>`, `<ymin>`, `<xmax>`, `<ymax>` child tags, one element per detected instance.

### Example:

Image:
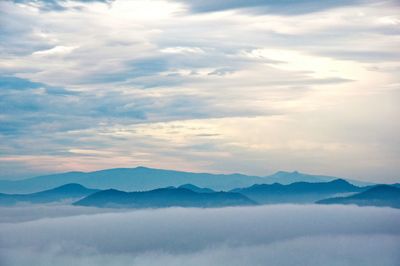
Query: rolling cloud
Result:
<box><xmin>0</xmin><ymin>204</ymin><xmax>399</xmax><ymax>266</ymax></box>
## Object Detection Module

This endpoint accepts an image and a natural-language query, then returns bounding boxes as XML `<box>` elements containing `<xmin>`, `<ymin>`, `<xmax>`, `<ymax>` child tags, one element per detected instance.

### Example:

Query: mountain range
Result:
<box><xmin>178</xmin><ymin>184</ymin><xmax>215</xmax><ymax>193</ymax></box>
<box><xmin>1</xmin><ymin>180</ymin><xmax>398</xmax><ymax>209</ymax></box>
<box><xmin>0</xmin><ymin>183</ymin><xmax>99</xmax><ymax>205</ymax></box>
<box><xmin>74</xmin><ymin>186</ymin><xmax>255</xmax><ymax>208</ymax></box>
<box><xmin>0</xmin><ymin>166</ymin><xmax>371</xmax><ymax>194</ymax></box>
<box><xmin>317</xmin><ymin>185</ymin><xmax>400</xmax><ymax>209</ymax></box>
<box><xmin>231</xmin><ymin>179</ymin><xmax>364</xmax><ymax>204</ymax></box>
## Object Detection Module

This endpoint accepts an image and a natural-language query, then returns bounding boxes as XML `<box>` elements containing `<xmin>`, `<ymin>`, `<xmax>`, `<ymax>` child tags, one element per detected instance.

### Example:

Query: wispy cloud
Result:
<box><xmin>176</xmin><ymin>0</ymin><xmax>364</xmax><ymax>15</ymax></box>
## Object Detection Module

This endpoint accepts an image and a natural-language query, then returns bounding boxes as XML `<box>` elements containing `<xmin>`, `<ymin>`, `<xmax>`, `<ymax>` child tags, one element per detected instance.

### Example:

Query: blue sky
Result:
<box><xmin>0</xmin><ymin>0</ymin><xmax>399</xmax><ymax>182</ymax></box>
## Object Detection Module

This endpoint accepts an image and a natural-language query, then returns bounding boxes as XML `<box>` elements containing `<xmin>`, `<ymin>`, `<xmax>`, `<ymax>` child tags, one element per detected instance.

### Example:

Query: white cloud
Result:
<box><xmin>0</xmin><ymin>205</ymin><xmax>399</xmax><ymax>266</ymax></box>
<box><xmin>161</xmin><ymin>46</ymin><xmax>205</xmax><ymax>54</ymax></box>
<box><xmin>32</xmin><ymin>45</ymin><xmax>78</xmax><ymax>56</ymax></box>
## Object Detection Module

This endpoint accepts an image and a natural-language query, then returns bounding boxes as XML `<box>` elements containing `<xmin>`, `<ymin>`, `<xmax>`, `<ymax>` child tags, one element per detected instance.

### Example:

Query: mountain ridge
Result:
<box><xmin>0</xmin><ymin>183</ymin><xmax>99</xmax><ymax>205</ymax></box>
<box><xmin>1</xmin><ymin>181</ymin><xmax>397</xmax><ymax>209</ymax></box>
<box><xmin>0</xmin><ymin>166</ymin><xmax>373</xmax><ymax>194</ymax></box>
<box><xmin>74</xmin><ymin>186</ymin><xmax>255</xmax><ymax>208</ymax></box>
<box><xmin>317</xmin><ymin>185</ymin><xmax>400</xmax><ymax>208</ymax></box>
<box><xmin>231</xmin><ymin>179</ymin><xmax>364</xmax><ymax>204</ymax></box>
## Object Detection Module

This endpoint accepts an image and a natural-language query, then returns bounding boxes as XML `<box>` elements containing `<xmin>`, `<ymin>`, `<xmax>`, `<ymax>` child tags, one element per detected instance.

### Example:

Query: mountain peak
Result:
<box><xmin>134</xmin><ymin>166</ymin><xmax>150</xmax><ymax>170</ymax></box>
<box><xmin>44</xmin><ymin>183</ymin><xmax>97</xmax><ymax>194</ymax></box>
<box><xmin>178</xmin><ymin>184</ymin><xmax>215</xmax><ymax>193</ymax></box>
<box><xmin>179</xmin><ymin>184</ymin><xmax>200</xmax><ymax>189</ymax></box>
<box><xmin>329</xmin><ymin>178</ymin><xmax>351</xmax><ymax>185</ymax></box>
<box><xmin>273</xmin><ymin>170</ymin><xmax>302</xmax><ymax>176</ymax></box>
<box><xmin>55</xmin><ymin>183</ymin><xmax>86</xmax><ymax>189</ymax></box>
<box><xmin>0</xmin><ymin>183</ymin><xmax>99</xmax><ymax>205</ymax></box>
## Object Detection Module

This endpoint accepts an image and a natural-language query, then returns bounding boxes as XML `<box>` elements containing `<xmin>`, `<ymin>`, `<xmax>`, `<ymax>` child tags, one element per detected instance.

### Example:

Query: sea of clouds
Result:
<box><xmin>0</xmin><ymin>204</ymin><xmax>399</xmax><ymax>266</ymax></box>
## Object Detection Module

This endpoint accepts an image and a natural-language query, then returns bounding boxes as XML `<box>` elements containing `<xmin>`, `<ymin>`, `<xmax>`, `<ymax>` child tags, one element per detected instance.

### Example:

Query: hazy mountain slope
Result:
<box><xmin>392</xmin><ymin>183</ymin><xmax>400</xmax><ymax>188</ymax></box>
<box><xmin>265</xmin><ymin>171</ymin><xmax>371</xmax><ymax>186</ymax></box>
<box><xmin>0</xmin><ymin>184</ymin><xmax>99</xmax><ymax>205</ymax></box>
<box><xmin>0</xmin><ymin>172</ymin><xmax>87</xmax><ymax>194</ymax></box>
<box><xmin>0</xmin><ymin>166</ymin><xmax>370</xmax><ymax>194</ymax></box>
<box><xmin>317</xmin><ymin>185</ymin><xmax>400</xmax><ymax>208</ymax></box>
<box><xmin>178</xmin><ymin>184</ymin><xmax>215</xmax><ymax>193</ymax></box>
<box><xmin>231</xmin><ymin>179</ymin><xmax>364</xmax><ymax>204</ymax></box>
<box><xmin>266</xmin><ymin>171</ymin><xmax>332</xmax><ymax>183</ymax></box>
<box><xmin>0</xmin><ymin>167</ymin><xmax>263</xmax><ymax>193</ymax></box>
<box><xmin>74</xmin><ymin>187</ymin><xmax>255</xmax><ymax>208</ymax></box>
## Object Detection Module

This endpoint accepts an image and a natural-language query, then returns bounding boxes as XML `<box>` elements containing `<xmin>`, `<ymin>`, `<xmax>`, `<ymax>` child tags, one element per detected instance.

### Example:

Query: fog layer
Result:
<box><xmin>1</xmin><ymin>205</ymin><xmax>399</xmax><ymax>266</ymax></box>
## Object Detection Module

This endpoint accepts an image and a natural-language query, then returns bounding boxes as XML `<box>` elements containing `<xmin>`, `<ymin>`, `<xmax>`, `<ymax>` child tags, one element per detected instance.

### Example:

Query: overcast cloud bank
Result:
<box><xmin>1</xmin><ymin>0</ymin><xmax>399</xmax><ymax>182</ymax></box>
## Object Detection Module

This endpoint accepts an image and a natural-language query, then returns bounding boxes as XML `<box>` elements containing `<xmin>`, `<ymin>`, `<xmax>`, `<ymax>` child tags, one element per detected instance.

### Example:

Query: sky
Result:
<box><xmin>0</xmin><ymin>0</ymin><xmax>399</xmax><ymax>182</ymax></box>
<box><xmin>0</xmin><ymin>204</ymin><xmax>399</xmax><ymax>265</ymax></box>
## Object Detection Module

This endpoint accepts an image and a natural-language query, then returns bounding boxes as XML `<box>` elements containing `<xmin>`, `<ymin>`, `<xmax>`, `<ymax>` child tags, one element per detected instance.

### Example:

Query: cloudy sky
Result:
<box><xmin>0</xmin><ymin>0</ymin><xmax>399</xmax><ymax>182</ymax></box>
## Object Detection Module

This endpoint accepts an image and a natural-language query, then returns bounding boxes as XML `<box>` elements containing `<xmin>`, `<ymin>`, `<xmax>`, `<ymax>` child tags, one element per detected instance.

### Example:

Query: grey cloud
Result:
<box><xmin>0</xmin><ymin>205</ymin><xmax>121</xmax><ymax>223</ymax></box>
<box><xmin>178</xmin><ymin>0</ymin><xmax>365</xmax><ymax>15</ymax></box>
<box><xmin>0</xmin><ymin>75</ymin><xmax>77</xmax><ymax>95</ymax></box>
<box><xmin>1</xmin><ymin>0</ymin><xmax>399</xmax><ymax>181</ymax></box>
<box><xmin>0</xmin><ymin>205</ymin><xmax>399</xmax><ymax>266</ymax></box>
<box><xmin>315</xmin><ymin>50</ymin><xmax>400</xmax><ymax>63</ymax></box>
<box><xmin>10</xmin><ymin>0</ymin><xmax>113</xmax><ymax>11</ymax></box>
<box><xmin>208</xmin><ymin>68</ymin><xmax>236</xmax><ymax>76</ymax></box>
<box><xmin>0</xmin><ymin>4</ymin><xmax>51</xmax><ymax>56</ymax></box>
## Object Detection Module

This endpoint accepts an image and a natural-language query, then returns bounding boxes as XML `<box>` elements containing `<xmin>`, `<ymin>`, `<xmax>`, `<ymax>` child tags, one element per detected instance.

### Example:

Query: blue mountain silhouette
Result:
<box><xmin>231</xmin><ymin>179</ymin><xmax>363</xmax><ymax>203</ymax></box>
<box><xmin>0</xmin><ymin>183</ymin><xmax>99</xmax><ymax>205</ymax></box>
<box><xmin>317</xmin><ymin>185</ymin><xmax>400</xmax><ymax>208</ymax></box>
<box><xmin>74</xmin><ymin>186</ymin><xmax>255</xmax><ymax>208</ymax></box>
<box><xmin>1</xmin><ymin>180</ymin><xmax>397</xmax><ymax>209</ymax></box>
<box><xmin>0</xmin><ymin>166</ymin><xmax>370</xmax><ymax>194</ymax></box>
<box><xmin>178</xmin><ymin>184</ymin><xmax>215</xmax><ymax>193</ymax></box>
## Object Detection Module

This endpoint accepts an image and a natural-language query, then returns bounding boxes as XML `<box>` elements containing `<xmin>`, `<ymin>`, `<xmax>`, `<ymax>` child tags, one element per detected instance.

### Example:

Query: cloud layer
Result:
<box><xmin>0</xmin><ymin>204</ymin><xmax>399</xmax><ymax>266</ymax></box>
<box><xmin>0</xmin><ymin>0</ymin><xmax>399</xmax><ymax>182</ymax></box>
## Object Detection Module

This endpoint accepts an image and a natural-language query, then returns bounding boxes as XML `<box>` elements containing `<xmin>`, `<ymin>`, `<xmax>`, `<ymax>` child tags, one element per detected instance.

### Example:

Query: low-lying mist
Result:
<box><xmin>1</xmin><ymin>204</ymin><xmax>399</xmax><ymax>266</ymax></box>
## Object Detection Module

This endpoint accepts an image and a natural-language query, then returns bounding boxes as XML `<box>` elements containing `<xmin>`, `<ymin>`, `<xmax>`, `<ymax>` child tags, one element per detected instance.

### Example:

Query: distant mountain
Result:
<box><xmin>392</xmin><ymin>183</ymin><xmax>400</xmax><ymax>188</ymax></box>
<box><xmin>231</xmin><ymin>179</ymin><xmax>364</xmax><ymax>204</ymax></box>
<box><xmin>317</xmin><ymin>185</ymin><xmax>400</xmax><ymax>209</ymax></box>
<box><xmin>178</xmin><ymin>184</ymin><xmax>215</xmax><ymax>193</ymax></box>
<box><xmin>0</xmin><ymin>166</ymin><xmax>370</xmax><ymax>194</ymax></box>
<box><xmin>268</xmin><ymin>171</ymin><xmax>332</xmax><ymax>183</ymax></box>
<box><xmin>74</xmin><ymin>187</ymin><xmax>255</xmax><ymax>208</ymax></box>
<box><xmin>0</xmin><ymin>167</ymin><xmax>264</xmax><ymax>193</ymax></box>
<box><xmin>0</xmin><ymin>183</ymin><xmax>99</xmax><ymax>205</ymax></box>
<box><xmin>265</xmin><ymin>171</ymin><xmax>370</xmax><ymax>186</ymax></box>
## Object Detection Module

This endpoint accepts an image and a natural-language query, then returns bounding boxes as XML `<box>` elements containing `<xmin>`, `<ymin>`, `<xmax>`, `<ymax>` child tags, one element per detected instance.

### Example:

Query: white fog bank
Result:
<box><xmin>0</xmin><ymin>204</ymin><xmax>399</xmax><ymax>266</ymax></box>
